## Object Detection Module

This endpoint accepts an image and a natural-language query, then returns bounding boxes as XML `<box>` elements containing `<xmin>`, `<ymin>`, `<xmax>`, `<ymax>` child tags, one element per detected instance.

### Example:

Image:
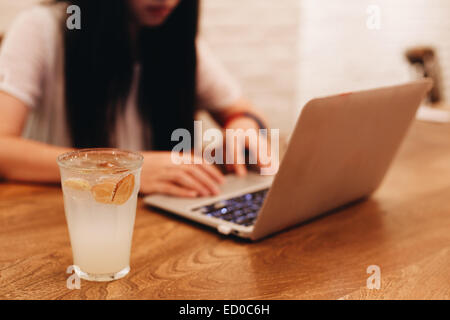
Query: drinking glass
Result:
<box><xmin>57</xmin><ymin>149</ymin><xmax>143</xmax><ymax>281</ymax></box>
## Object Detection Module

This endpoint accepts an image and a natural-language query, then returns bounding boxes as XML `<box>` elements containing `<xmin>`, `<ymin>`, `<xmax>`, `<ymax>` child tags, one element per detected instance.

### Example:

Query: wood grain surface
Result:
<box><xmin>1</xmin><ymin>121</ymin><xmax>450</xmax><ymax>300</ymax></box>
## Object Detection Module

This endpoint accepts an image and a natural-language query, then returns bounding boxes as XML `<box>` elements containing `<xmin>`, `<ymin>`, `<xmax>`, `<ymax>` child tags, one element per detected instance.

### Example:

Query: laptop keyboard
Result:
<box><xmin>196</xmin><ymin>189</ymin><xmax>269</xmax><ymax>227</ymax></box>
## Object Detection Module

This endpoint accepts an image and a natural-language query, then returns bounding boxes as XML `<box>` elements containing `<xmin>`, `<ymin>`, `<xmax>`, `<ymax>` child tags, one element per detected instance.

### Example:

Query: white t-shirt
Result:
<box><xmin>0</xmin><ymin>5</ymin><xmax>241</xmax><ymax>150</ymax></box>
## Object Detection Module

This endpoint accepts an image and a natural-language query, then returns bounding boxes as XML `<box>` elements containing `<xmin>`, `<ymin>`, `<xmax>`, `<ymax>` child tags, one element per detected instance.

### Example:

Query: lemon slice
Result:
<box><xmin>112</xmin><ymin>174</ymin><xmax>135</xmax><ymax>205</ymax></box>
<box><xmin>91</xmin><ymin>181</ymin><xmax>117</xmax><ymax>204</ymax></box>
<box><xmin>91</xmin><ymin>174</ymin><xmax>135</xmax><ymax>205</ymax></box>
<box><xmin>63</xmin><ymin>178</ymin><xmax>91</xmax><ymax>191</ymax></box>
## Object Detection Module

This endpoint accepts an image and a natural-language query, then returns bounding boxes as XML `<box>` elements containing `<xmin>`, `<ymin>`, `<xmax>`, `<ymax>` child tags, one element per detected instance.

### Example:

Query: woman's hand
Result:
<box><xmin>223</xmin><ymin>116</ymin><xmax>274</xmax><ymax>176</ymax></box>
<box><xmin>140</xmin><ymin>151</ymin><xmax>225</xmax><ymax>197</ymax></box>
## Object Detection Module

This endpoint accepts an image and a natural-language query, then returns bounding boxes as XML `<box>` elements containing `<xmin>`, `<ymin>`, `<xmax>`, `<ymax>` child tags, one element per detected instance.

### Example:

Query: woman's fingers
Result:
<box><xmin>225</xmin><ymin>137</ymin><xmax>247</xmax><ymax>176</ymax></box>
<box><xmin>191</xmin><ymin>155</ymin><xmax>225</xmax><ymax>184</ymax></box>
<box><xmin>233</xmin><ymin>163</ymin><xmax>247</xmax><ymax>176</ymax></box>
<box><xmin>202</xmin><ymin>163</ymin><xmax>225</xmax><ymax>184</ymax></box>
<box><xmin>169</xmin><ymin>169</ymin><xmax>213</xmax><ymax>197</ymax></box>
<box><xmin>140</xmin><ymin>152</ymin><xmax>224</xmax><ymax>198</ymax></box>
<box><xmin>256</xmin><ymin>137</ymin><xmax>271</xmax><ymax>167</ymax></box>
<box><xmin>145</xmin><ymin>181</ymin><xmax>198</xmax><ymax>198</ymax></box>
<box><xmin>185</xmin><ymin>165</ymin><xmax>222</xmax><ymax>195</ymax></box>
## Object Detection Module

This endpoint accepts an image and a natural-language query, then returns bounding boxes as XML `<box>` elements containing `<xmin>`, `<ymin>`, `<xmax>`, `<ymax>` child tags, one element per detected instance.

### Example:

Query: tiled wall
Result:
<box><xmin>297</xmin><ymin>0</ymin><xmax>450</xmax><ymax>116</ymax></box>
<box><xmin>200</xmin><ymin>0</ymin><xmax>299</xmax><ymax>132</ymax></box>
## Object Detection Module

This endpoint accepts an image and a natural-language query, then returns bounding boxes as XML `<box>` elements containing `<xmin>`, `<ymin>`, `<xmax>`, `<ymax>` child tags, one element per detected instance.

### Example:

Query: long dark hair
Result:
<box><xmin>57</xmin><ymin>0</ymin><xmax>199</xmax><ymax>150</ymax></box>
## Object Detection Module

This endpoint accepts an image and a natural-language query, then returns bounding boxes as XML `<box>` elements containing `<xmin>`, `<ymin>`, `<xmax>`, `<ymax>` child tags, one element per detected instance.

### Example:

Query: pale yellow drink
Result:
<box><xmin>57</xmin><ymin>149</ymin><xmax>143</xmax><ymax>282</ymax></box>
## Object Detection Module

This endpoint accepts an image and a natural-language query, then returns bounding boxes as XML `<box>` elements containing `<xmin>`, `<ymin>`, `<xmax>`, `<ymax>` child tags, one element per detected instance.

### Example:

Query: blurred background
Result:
<box><xmin>1</xmin><ymin>0</ymin><xmax>449</xmax><ymax>136</ymax></box>
<box><xmin>298</xmin><ymin>0</ymin><xmax>450</xmax><ymax>123</ymax></box>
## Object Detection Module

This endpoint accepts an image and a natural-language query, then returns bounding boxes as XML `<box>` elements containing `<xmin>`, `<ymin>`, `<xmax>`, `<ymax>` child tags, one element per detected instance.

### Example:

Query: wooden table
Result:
<box><xmin>1</xmin><ymin>121</ymin><xmax>450</xmax><ymax>300</ymax></box>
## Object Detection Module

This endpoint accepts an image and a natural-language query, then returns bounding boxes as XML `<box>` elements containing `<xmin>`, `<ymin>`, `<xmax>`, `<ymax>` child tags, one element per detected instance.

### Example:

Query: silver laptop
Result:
<box><xmin>144</xmin><ymin>80</ymin><xmax>432</xmax><ymax>240</ymax></box>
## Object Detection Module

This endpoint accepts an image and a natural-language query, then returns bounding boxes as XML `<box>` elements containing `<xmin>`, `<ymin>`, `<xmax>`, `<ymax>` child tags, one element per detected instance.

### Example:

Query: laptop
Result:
<box><xmin>144</xmin><ymin>79</ymin><xmax>433</xmax><ymax>240</ymax></box>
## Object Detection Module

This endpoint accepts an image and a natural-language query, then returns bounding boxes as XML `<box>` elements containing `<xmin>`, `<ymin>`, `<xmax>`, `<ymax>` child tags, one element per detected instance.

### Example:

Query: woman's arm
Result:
<box><xmin>0</xmin><ymin>91</ymin><xmax>224</xmax><ymax>196</ymax></box>
<box><xmin>208</xmin><ymin>97</ymin><xmax>268</xmax><ymax>128</ymax></box>
<box><xmin>0</xmin><ymin>91</ymin><xmax>71</xmax><ymax>183</ymax></box>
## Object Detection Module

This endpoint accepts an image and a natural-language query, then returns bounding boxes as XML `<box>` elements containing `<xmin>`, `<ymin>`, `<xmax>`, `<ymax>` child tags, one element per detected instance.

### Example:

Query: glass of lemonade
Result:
<box><xmin>57</xmin><ymin>149</ymin><xmax>143</xmax><ymax>282</ymax></box>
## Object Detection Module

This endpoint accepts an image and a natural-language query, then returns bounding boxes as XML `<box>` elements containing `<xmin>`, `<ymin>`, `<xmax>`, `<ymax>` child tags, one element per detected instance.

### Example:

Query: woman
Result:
<box><xmin>0</xmin><ymin>0</ymin><xmax>270</xmax><ymax>197</ymax></box>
